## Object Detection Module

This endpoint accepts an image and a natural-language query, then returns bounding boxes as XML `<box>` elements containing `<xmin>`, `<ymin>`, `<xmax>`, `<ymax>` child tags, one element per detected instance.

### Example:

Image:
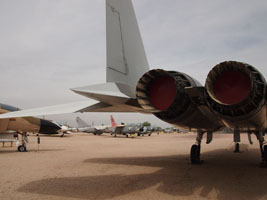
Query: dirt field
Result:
<box><xmin>0</xmin><ymin>132</ymin><xmax>267</xmax><ymax>200</ymax></box>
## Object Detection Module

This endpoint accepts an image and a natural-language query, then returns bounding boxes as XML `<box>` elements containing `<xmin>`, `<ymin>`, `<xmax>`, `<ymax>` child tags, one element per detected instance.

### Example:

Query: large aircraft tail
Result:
<box><xmin>106</xmin><ymin>0</ymin><xmax>149</xmax><ymax>97</ymax></box>
<box><xmin>76</xmin><ymin>117</ymin><xmax>90</xmax><ymax>128</ymax></box>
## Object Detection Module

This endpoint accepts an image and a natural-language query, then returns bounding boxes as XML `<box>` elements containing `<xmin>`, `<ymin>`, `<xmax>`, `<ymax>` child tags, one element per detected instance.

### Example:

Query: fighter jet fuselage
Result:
<box><xmin>0</xmin><ymin>103</ymin><xmax>60</xmax><ymax>134</ymax></box>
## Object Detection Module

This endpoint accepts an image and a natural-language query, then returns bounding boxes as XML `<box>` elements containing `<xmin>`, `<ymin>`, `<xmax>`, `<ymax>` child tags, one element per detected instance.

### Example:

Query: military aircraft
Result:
<box><xmin>77</xmin><ymin>115</ymin><xmax>141</xmax><ymax>137</ymax></box>
<box><xmin>110</xmin><ymin>115</ymin><xmax>155</xmax><ymax>137</ymax></box>
<box><xmin>138</xmin><ymin>126</ymin><xmax>159</xmax><ymax>136</ymax></box>
<box><xmin>0</xmin><ymin>0</ymin><xmax>266</xmax><ymax>166</ymax></box>
<box><xmin>110</xmin><ymin>115</ymin><xmax>143</xmax><ymax>138</ymax></box>
<box><xmin>52</xmin><ymin>122</ymin><xmax>77</xmax><ymax>137</ymax></box>
<box><xmin>0</xmin><ymin>103</ymin><xmax>61</xmax><ymax>151</ymax></box>
<box><xmin>76</xmin><ymin>117</ymin><xmax>111</xmax><ymax>135</ymax></box>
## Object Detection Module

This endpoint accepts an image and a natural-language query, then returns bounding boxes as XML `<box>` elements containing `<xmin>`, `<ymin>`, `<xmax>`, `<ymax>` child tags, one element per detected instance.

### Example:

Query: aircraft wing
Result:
<box><xmin>0</xmin><ymin>100</ymin><xmax>96</xmax><ymax>119</ymax></box>
<box><xmin>113</xmin><ymin>126</ymin><xmax>125</xmax><ymax>133</ymax></box>
<box><xmin>0</xmin><ymin>82</ymin><xmax>147</xmax><ymax>119</ymax></box>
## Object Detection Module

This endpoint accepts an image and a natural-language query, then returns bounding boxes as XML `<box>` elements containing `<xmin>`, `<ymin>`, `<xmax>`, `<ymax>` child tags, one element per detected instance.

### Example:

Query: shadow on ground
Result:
<box><xmin>18</xmin><ymin>148</ymin><xmax>267</xmax><ymax>200</ymax></box>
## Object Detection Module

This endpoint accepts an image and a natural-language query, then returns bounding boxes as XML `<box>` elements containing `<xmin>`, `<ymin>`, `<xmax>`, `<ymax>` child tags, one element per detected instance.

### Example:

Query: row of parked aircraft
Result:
<box><xmin>0</xmin><ymin>0</ymin><xmax>266</xmax><ymax>167</ymax></box>
<box><xmin>76</xmin><ymin>115</ymin><xmax>155</xmax><ymax>137</ymax></box>
<box><xmin>0</xmin><ymin>102</ymin><xmax>157</xmax><ymax>151</ymax></box>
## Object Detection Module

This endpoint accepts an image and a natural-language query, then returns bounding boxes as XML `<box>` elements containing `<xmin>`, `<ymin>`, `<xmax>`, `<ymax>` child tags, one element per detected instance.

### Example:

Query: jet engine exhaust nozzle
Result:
<box><xmin>205</xmin><ymin>61</ymin><xmax>266</xmax><ymax>117</ymax></box>
<box><xmin>136</xmin><ymin>69</ymin><xmax>192</xmax><ymax>119</ymax></box>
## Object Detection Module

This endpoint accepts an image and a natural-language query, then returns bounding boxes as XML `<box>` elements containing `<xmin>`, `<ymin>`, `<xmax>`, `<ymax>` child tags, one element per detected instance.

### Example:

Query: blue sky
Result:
<box><xmin>0</xmin><ymin>0</ymin><xmax>266</xmax><ymax>127</ymax></box>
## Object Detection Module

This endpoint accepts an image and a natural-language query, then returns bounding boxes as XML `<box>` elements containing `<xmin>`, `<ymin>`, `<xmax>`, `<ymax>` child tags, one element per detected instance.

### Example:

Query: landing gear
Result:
<box><xmin>17</xmin><ymin>132</ymin><xmax>28</xmax><ymax>152</ymax></box>
<box><xmin>255</xmin><ymin>130</ymin><xmax>267</xmax><ymax>168</ymax></box>
<box><xmin>234</xmin><ymin>143</ymin><xmax>240</xmax><ymax>153</ymax></box>
<box><xmin>18</xmin><ymin>145</ymin><xmax>27</xmax><ymax>152</ymax></box>
<box><xmin>190</xmin><ymin>144</ymin><xmax>201</xmax><ymax>164</ymax></box>
<box><xmin>260</xmin><ymin>144</ymin><xmax>267</xmax><ymax>168</ymax></box>
<box><xmin>190</xmin><ymin>130</ymin><xmax>204</xmax><ymax>164</ymax></box>
<box><xmin>233</xmin><ymin>128</ymin><xmax>241</xmax><ymax>153</ymax></box>
<box><xmin>262</xmin><ymin>145</ymin><xmax>267</xmax><ymax>167</ymax></box>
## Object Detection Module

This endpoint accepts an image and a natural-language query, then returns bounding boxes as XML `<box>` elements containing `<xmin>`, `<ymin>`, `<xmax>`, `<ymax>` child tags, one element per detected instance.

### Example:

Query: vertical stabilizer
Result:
<box><xmin>76</xmin><ymin>117</ymin><xmax>90</xmax><ymax>128</ymax></box>
<box><xmin>106</xmin><ymin>0</ymin><xmax>149</xmax><ymax>98</ymax></box>
<box><xmin>110</xmin><ymin>115</ymin><xmax>117</xmax><ymax>127</ymax></box>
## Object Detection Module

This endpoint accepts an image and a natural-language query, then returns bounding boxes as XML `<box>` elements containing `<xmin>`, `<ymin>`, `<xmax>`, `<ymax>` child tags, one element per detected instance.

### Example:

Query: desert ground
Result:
<box><xmin>0</xmin><ymin>132</ymin><xmax>267</xmax><ymax>200</ymax></box>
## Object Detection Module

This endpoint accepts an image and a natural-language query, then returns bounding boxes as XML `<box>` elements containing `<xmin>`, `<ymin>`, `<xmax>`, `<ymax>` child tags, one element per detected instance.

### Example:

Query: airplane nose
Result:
<box><xmin>39</xmin><ymin>119</ymin><xmax>61</xmax><ymax>134</ymax></box>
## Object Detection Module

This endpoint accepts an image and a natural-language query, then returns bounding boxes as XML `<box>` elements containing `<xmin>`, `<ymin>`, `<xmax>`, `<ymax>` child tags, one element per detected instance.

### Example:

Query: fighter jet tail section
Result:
<box><xmin>106</xmin><ymin>0</ymin><xmax>149</xmax><ymax>98</ymax></box>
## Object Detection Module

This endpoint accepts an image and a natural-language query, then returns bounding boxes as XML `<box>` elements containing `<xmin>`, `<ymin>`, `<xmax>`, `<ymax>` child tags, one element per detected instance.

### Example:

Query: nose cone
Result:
<box><xmin>39</xmin><ymin>119</ymin><xmax>61</xmax><ymax>134</ymax></box>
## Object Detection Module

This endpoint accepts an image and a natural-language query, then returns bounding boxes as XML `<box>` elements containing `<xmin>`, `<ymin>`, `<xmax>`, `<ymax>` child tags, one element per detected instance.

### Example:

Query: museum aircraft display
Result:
<box><xmin>77</xmin><ymin>115</ymin><xmax>143</xmax><ymax>137</ymax></box>
<box><xmin>52</xmin><ymin>122</ymin><xmax>77</xmax><ymax>137</ymax></box>
<box><xmin>76</xmin><ymin>117</ymin><xmax>111</xmax><ymax>135</ymax></box>
<box><xmin>110</xmin><ymin>115</ymin><xmax>143</xmax><ymax>137</ymax></box>
<box><xmin>0</xmin><ymin>0</ymin><xmax>266</xmax><ymax>166</ymax></box>
<box><xmin>0</xmin><ymin>103</ymin><xmax>61</xmax><ymax>151</ymax></box>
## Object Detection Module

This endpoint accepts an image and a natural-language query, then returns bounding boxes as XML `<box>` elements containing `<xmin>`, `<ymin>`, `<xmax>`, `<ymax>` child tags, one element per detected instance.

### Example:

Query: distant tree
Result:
<box><xmin>142</xmin><ymin>121</ymin><xmax>151</xmax><ymax>127</ymax></box>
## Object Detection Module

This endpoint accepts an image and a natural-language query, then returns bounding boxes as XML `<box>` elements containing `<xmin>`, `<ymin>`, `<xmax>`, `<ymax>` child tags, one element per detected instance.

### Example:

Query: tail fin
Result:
<box><xmin>106</xmin><ymin>0</ymin><xmax>149</xmax><ymax>97</ymax></box>
<box><xmin>110</xmin><ymin>115</ymin><xmax>117</xmax><ymax>127</ymax></box>
<box><xmin>76</xmin><ymin>117</ymin><xmax>90</xmax><ymax>128</ymax></box>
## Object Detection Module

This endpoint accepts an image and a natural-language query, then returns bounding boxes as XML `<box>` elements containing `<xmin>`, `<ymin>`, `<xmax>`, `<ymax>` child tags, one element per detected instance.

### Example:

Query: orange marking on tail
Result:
<box><xmin>110</xmin><ymin>115</ymin><xmax>117</xmax><ymax>127</ymax></box>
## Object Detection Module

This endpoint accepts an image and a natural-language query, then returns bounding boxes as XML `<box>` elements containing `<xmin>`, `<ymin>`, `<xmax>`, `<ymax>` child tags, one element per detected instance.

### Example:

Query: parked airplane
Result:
<box><xmin>76</xmin><ymin>117</ymin><xmax>111</xmax><ymax>135</ymax></box>
<box><xmin>110</xmin><ymin>115</ymin><xmax>153</xmax><ymax>137</ymax></box>
<box><xmin>0</xmin><ymin>0</ymin><xmax>266</xmax><ymax>166</ymax></box>
<box><xmin>110</xmin><ymin>115</ymin><xmax>142</xmax><ymax>138</ymax></box>
<box><xmin>0</xmin><ymin>103</ymin><xmax>61</xmax><ymax>151</ymax></box>
<box><xmin>139</xmin><ymin>126</ymin><xmax>159</xmax><ymax>136</ymax></box>
<box><xmin>77</xmin><ymin>115</ymin><xmax>141</xmax><ymax>137</ymax></box>
<box><xmin>53</xmin><ymin>122</ymin><xmax>77</xmax><ymax>137</ymax></box>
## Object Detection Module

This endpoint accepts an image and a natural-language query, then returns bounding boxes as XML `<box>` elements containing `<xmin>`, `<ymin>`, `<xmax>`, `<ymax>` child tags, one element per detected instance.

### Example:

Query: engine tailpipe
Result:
<box><xmin>205</xmin><ymin>61</ymin><xmax>266</xmax><ymax>119</ymax></box>
<box><xmin>136</xmin><ymin>69</ymin><xmax>192</xmax><ymax>113</ymax></box>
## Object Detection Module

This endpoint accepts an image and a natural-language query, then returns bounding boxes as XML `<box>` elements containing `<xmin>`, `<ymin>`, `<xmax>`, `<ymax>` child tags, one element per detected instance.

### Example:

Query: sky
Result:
<box><xmin>0</xmin><ymin>0</ymin><xmax>266</xmax><ymax>128</ymax></box>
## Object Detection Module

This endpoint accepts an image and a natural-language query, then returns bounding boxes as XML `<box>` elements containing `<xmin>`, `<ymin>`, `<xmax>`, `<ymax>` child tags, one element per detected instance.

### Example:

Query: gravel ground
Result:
<box><xmin>0</xmin><ymin>132</ymin><xmax>266</xmax><ymax>200</ymax></box>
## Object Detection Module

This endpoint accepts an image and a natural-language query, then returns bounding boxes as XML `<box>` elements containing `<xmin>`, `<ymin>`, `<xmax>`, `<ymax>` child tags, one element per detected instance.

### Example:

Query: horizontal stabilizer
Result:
<box><xmin>71</xmin><ymin>82</ymin><xmax>134</xmax><ymax>101</ymax></box>
<box><xmin>78</xmin><ymin>102</ymin><xmax>143</xmax><ymax>113</ymax></box>
<box><xmin>71</xmin><ymin>82</ymin><xmax>145</xmax><ymax>111</ymax></box>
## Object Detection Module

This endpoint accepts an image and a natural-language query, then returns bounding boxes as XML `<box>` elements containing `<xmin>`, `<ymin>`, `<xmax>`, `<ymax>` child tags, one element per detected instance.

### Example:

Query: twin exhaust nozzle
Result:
<box><xmin>136</xmin><ymin>61</ymin><xmax>266</xmax><ymax>118</ymax></box>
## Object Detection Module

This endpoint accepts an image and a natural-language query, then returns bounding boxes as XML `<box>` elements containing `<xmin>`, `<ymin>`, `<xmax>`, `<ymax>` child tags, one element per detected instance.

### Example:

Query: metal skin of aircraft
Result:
<box><xmin>0</xmin><ymin>103</ymin><xmax>61</xmax><ymax>151</ymax></box>
<box><xmin>52</xmin><ymin>122</ymin><xmax>77</xmax><ymax>137</ymax></box>
<box><xmin>0</xmin><ymin>0</ymin><xmax>266</xmax><ymax>166</ymax></box>
<box><xmin>110</xmin><ymin>115</ymin><xmax>143</xmax><ymax>138</ymax></box>
<box><xmin>110</xmin><ymin>115</ymin><xmax>154</xmax><ymax>137</ymax></box>
<box><xmin>76</xmin><ymin>117</ymin><xmax>111</xmax><ymax>135</ymax></box>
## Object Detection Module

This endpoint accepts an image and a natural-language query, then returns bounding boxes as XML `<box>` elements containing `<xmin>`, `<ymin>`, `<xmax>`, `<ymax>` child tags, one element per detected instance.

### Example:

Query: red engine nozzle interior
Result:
<box><xmin>149</xmin><ymin>76</ymin><xmax>177</xmax><ymax>110</ymax></box>
<box><xmin>213</xmin><ymin>71</ymin><xmax>251</xmax><ymax>105</ymax></box>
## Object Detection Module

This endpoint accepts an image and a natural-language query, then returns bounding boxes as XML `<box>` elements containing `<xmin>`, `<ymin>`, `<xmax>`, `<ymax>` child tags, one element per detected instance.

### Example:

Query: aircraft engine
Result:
<box><xmin>136</xmin><ymin>69</ymin><xmax>222</xmax><ymax>131</ymax></box>
<box><xmin>205</xmin><ymin>61</ymin><xmax>267</xmax><ymax>128</ymax></box>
